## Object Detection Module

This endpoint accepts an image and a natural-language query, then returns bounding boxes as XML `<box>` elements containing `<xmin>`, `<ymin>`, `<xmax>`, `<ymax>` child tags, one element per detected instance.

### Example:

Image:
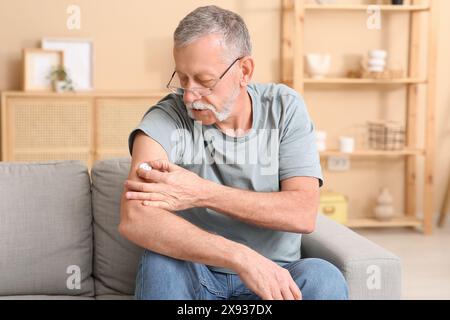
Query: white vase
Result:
<box><xmin>339</xmin><ymin>136</ymin><xmax>355</xmax><ymax>153</ymax></box>
<box><xmin>316</xmin><ymin>131</ymin><xmax>327</xmax><ymax>151</ymax></box>
<box><xmin>374</xmin><ymin>205</ymin><xmax>394</xmax><ymax>221</ymax></box>
<box><xmin>368</xmin><ymin>50</ymin><xmax>388</xmax><ymax>60</ymax></box>
<box><xmin>305</xmin><ymin>54</ymin><xmax>331</xmax><ymax>79</ymax></box>
<box><xmin>374</xmin><ymin>188</ymin><xmax>395</xmax><ymax>221</ymax></box>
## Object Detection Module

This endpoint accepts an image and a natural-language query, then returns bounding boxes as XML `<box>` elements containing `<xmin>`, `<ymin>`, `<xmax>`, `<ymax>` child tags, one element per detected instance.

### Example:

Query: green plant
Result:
<box><xmin>48</xmin><ymin>65</ymin><xmax>74</xmax><ymax>91</ymax></box>
<box><xmin>49</xmin><ymin>65</ymin><xmax>67</xmax><ymax>81</ymax></box>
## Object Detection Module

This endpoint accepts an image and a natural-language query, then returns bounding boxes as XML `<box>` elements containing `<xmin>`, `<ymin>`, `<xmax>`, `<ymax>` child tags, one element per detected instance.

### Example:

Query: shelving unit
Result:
<box><xmin>281</xmin><ymin>0</ymin><xmax>438</xmax><ymax>234</ymax></box>
<box><xmin>303</xmin><ymin>4</ymin><xmax>430</xmax><ymax>11</ymax></box>
<box><xmin>320</xmin><ymin>148</ymin><xmax>425</xmax><ymax>158</ymax></box>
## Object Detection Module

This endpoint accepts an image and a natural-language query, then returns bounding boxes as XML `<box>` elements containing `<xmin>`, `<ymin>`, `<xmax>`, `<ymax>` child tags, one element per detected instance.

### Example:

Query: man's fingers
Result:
<box><xmin>137</xmin><ymin>166</ymin><xmax>166</xmax><ymax>182</ymax></box>
<box><xmin>142</xmin><ymin>200</ymin><xmax>171</xmax><ymax>210</ymax></box>
<box><xmin>281</xmin><ymin>285</ymin><xmax>295</xmax><ymax>300</ymax></box>
<box><xmin>148</xmin><ymin>159</ymin><xmax>178</xmax><ymax>172</ymax></box>
<box><xmin>289</xmin><ymin>281</ymin><xmax>302</xmax><ymax>300</ymax></box>
<box><xmin>260</xmin><ymin>291</ymin><xmax>274</xmax><ymax>300</ymax></box>
<box><xmin>271</xmin><ymin>288</ymin><xmax>283</xmax><ymax>300</ymax></box>
<box><xmin>124</xmin><ymin>180</ymin><xmax>166</xmax><ymax>193</ymax></box>
<box><xmin>125</xmin><ymin>191</ymin><xmax>166</xmax><ymax>201</ymax></box>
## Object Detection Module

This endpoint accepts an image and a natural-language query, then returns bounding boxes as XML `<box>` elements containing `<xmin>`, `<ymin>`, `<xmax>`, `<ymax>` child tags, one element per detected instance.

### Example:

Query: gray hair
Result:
<box><xmin>174</xmin><ymin>5</ymin><xmax>252</xmax><ymax>61</ymax></box>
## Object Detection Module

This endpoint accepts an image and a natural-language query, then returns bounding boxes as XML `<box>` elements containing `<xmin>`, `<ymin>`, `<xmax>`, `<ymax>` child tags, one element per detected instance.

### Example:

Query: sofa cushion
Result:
<box><xmin>0</xmin><ymin>161</ymin><xmax>94</xmax><ymax>297</ymax></box>
<box><xmin>91</xmin><ymin>158</ymin><xmax>143</xmax><ymax>296</ymax></box>
<box><xmin>0</xmin><ymin>295</ymin><xmax>95</xmax><ymax>300</ymax></box>
<box><xmin>95</xmin><ymin>294</ymin><xmax>133</xmax><ymax>300</ymax></box>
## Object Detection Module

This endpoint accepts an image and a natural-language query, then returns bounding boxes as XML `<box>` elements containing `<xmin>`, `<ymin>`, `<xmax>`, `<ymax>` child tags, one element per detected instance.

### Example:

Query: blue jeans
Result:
<box><xmin>134</xmin><ymin>250</ymin><xmax>349</xmax><ymax>300</ymax></box>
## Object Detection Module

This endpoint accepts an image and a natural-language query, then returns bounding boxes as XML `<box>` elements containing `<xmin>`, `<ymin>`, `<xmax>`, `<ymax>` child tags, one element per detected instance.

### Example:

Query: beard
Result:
<box><xmin>185</xmin><ymin>84</ymin><xmax>240</xmax><ymax>122</ymax></box>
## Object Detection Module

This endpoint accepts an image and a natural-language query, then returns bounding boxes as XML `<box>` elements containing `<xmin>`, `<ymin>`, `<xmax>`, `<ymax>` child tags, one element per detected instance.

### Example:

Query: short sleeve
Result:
<box><xmin>128</xmin><ymin>101</ymin><xmax>188</xmax><ymax>164</ymax></box>
<box><xmin>278</xmin><ymin>93</ymin><xmax>323</xmax><ymax>187</ymax></box>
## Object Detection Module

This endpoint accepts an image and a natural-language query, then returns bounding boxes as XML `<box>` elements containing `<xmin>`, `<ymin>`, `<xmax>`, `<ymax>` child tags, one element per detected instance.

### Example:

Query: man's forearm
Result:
<box><xmin>199</xmin><ymin>182</ymin><xmax>316</xmax><ymax>233</ymax></box>
<box><xmin>119</xmin><ymin>193</ymin><xmax>252</xmax><ymax>272</ymax></box>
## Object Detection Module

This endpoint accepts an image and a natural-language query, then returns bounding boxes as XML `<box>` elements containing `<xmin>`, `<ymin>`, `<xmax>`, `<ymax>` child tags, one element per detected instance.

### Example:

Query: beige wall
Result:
<box><xmin>0</xmin><ymin>0</ymin><xmax>449</xmax><ymax>218</ymax></box>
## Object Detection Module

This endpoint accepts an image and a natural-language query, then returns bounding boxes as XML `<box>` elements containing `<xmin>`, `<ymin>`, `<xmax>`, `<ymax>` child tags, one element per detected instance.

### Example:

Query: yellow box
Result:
<box><xmin>319</xmin><ymin>192</ymin><xmax>348</xmax><ymax>224</ymax></box>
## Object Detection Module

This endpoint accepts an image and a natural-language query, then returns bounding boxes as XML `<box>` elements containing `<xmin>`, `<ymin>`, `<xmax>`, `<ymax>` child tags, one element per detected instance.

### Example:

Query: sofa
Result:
<box><xmin>0</xmin><ymin>158</ymin><xmax>401</xmax><ymax>300</ymax></box>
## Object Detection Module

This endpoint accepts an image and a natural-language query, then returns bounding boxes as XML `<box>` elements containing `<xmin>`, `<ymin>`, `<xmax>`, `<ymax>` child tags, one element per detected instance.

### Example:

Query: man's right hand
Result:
<box><xmin>234</xmin><ymin>249</ymin><xmax>302</xmax><ymax>300</ymax></box>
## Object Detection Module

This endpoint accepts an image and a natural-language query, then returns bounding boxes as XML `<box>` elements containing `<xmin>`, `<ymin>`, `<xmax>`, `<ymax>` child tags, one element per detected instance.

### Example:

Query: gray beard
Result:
<box><xmin>186</xmin><ymin>86</ymin><xmax>240</xmax><ymax>122</ymax></box>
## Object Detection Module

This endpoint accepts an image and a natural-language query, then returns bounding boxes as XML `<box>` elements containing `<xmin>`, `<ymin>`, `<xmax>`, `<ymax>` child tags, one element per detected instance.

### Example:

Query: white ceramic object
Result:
<box><xmin>53</xmin><ymin>81</ymin><xmax>66</xmax><ymax>93</ymax></box>
<box><xmin>317</xmin><ymin>141</ymin><xmax>326</xmax><ymax>152</ymax></box>
<box><xmin>369</xmin><ymin>50</ymin><xmax>388</xmax><ymax>60</ymax></box>
<box><xmin>339</xmin><ymin>136</ymin><xmax>355</xmax><ymax>153</ymax></box>
<box><xmin>367</xmin><ymin>66</ymin><xmax>385</xmax><ymax>73</ymax></box>
<box><xmin>316</xmin><ymin>131</ymin><xmax>327</xmax><ymax>151</ymax></box>
<box><xmin>374</xmin><ymin>188</ymin><xmax>395</xmax><ymax>221</ymax></box>
<box><xmin>368</xmin><ymin>58</ymin><xmax>386</xmax><ymax>68</ymax></box>
<box><xmin>315</xmin><ymin>0</ymin><xmax>336</xmax><ymax>4</ymax></box>
<box><xmin>305</xmin><ymin>54</ymin><xmax>332</xmax><ymax>79</ymax></box>
<box><xmin>316</xmin><ymin>131</ymin><xmax>327</xmax><ymax>141</ymax></box>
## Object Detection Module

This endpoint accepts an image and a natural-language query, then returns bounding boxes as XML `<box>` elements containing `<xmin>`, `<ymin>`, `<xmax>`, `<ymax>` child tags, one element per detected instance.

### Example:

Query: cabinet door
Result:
<box><xmin>94</xmin><ymin>97</ymin><xmax>162</xmax><ymax>161</ymax></box>
<box><xmin>3</xmin><ymin>97</ymin><xmax>93</xmax><ymax>166</ymax></box>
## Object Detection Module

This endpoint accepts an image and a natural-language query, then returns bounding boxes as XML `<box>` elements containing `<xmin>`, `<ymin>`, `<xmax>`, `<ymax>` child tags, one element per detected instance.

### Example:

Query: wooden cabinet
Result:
<box><xmin>1</xmin><ymin>92</ymin><xmax>165</xmax><ymax>168</ymax></box>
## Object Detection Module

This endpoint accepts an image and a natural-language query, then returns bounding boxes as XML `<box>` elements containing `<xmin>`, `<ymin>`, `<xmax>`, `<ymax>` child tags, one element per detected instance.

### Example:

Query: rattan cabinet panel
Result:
<box><xmin>95</xmin><ymin>98</ymin><xmax>159</xmax><ymax>160</ymax></box>
<box><xmin>11</xmin><ymin>98</ymin><xmax>91</xmax><ymax>148</ymax></box>
<box><xmin>1</xmin><ymin>92</ymin><xmax>164</xmax><ymax>167</ymax></box>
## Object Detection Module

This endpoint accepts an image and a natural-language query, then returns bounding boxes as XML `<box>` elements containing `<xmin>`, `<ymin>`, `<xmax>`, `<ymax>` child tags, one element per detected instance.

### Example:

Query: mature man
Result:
<box><xmin>119</xmin><ymin>5</ymin><xmax>348</xmax><ymax>300</ymax></box>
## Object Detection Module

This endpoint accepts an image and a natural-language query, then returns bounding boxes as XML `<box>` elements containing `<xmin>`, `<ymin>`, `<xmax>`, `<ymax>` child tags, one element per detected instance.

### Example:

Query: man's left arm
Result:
<box><xmin>200</xmin><ymin>176</ymin><xmax>319</xmax><ymax>234</ymax></box>
<box><xmin>200</xmin><ymin>93</ymin><xmax>321</xmax><ymax>234</ymax></box>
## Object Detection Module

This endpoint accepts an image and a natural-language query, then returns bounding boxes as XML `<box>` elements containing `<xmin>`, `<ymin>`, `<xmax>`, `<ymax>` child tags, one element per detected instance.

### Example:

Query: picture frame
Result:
<box><xmin>41</xmin><ymin>38</ymin><xmax>93</xmax><ymax>91</ymax></box>
<box><xmin>22</xmin><ymin>48</ymin><xmax>64</xmax><ymax>92</ymax></box>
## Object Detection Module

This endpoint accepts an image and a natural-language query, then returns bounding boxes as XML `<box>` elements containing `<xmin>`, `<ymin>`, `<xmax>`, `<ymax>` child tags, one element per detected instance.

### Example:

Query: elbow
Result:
<box><xmin>293</xmin><ymin>191</ymin><xmax>319</xmax><ymax>234</ymax></box>
<box><xmin>118</xmin><ymin>215</ymin><xmax>130</xmax><ymax>238</ymax></box>
<box><xmin>293</xmin><ymin>208</ymin><xmax>318</xmax><ymax>234</ymax></box>
<box><xmin>300</xmin><ymin>215</ymin><xmax>317</xmax><ymax>234</ymax></box>
<box><xmin>118</xmin><ymin>197</ymin><xmax>139</xmax><ymax>240</ymax></box>
<box><xmin>118</xmin><ymin>195</ymin><xmax>163</xmax><ymax>240</ymax></box>
<box><xmin>118</xmin><ymin>207</ymin><xmax>132</xmax><ymax>240</ymax></box>
<box><xmin>295</xmin><ymin>219</ymin><xmax>316</xmax><ymax>234</ymax></box>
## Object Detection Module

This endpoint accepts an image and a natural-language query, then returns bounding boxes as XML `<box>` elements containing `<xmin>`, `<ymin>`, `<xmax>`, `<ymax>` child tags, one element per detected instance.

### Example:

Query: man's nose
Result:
<box><xmin>183</xmin><ymin>90</ymin><xmax>200</xmax><ymax>104</ymax></box>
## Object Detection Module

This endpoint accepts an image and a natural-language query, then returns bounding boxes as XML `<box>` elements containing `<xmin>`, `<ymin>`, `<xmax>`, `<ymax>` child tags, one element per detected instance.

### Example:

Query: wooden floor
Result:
<box><xmin>357</xmin><ymin>219</ymin><xmax>450</xmax><ymax>300</ymax></box>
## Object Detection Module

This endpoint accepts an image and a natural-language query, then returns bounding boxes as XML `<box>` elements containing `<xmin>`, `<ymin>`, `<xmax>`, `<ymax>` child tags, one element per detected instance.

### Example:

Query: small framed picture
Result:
<box><xmin>22</xmin><ymin>48</ymin><xmax>64</xmax><ymax>91</ymax></box>
<box><xmin>41</xmin><ymin>38</ymin><xmax>93</xmax><ymax>91</ymax></box>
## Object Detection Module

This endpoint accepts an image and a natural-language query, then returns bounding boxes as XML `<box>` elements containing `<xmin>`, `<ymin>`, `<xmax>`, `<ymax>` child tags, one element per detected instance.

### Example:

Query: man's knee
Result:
<box><xmin>290</xmin><ymin>258</ymin><xmax>349</xmax><ymax>300</ymax></box>
<box><xmin>135</xmin><ymin>250</ymin><xmax>200</xmax><ymax>300</ymax></box>
<box><xmin>140</xmin><ymin>249</ymin><xmax>183</xmax><ymax>273</ymax></box>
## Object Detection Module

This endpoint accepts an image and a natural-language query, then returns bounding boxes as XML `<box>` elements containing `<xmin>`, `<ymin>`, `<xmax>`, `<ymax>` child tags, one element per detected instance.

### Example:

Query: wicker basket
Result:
<box><xmin>367</xmin><ymin>120</ymin><xmax>405</xmax><ymax>151</ymax></box>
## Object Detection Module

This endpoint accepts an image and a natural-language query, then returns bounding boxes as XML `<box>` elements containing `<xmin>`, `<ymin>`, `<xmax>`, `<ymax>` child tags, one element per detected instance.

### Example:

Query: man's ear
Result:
<box><xmin>240</xmin><ymin>57</ymin><xmax>254</xmax><ymax>86</ymax></box>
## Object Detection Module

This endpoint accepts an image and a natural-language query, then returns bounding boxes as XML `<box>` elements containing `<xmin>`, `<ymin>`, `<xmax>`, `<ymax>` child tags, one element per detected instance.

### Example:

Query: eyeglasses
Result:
<box><xmin>166</xmin><ymin>57</ymin><xmax>243</xmax><ymax>97</ymax></box>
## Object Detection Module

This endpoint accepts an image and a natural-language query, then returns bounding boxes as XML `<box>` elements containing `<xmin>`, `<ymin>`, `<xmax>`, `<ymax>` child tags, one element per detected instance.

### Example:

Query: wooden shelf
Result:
<box><xmin>283</xmin><ymin>78</ymin><xmax>427</xmax><ymax>87</ymax></box>
<box><xmin>320</xmin><ymin>149</ymin><xmax>425</xmax><ymax>158</ymax></box>
<box><xmin>281</xmin><ymin>0</ymin><xmax>438</xmax><ymax>234</ymax></box>
<box><xmin>304</xmin><ymin>4</ymin><xmax>430</xmax><ymax>12</ymax></box>
<box><xmin>345</xmin><ymin>217</ymin><xmax>423</xmax><ymax>228</ymax></box>
<box><xmin>303</xmin><ymin>78</ymin><xmax>426</xmax><ymax>85</ymax></box>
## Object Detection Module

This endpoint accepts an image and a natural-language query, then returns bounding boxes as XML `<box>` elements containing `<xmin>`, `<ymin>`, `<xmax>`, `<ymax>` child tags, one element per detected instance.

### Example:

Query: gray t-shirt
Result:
<box><xmin>128</xmin><ymin>83</ymin><xmax>323</xmax><ymax>274</ymax></box>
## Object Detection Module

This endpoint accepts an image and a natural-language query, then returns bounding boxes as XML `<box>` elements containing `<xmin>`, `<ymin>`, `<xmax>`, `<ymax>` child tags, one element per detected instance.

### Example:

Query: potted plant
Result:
<box><xmin>48</xmin><ymin>65</ymin><xmax>74</xmax><ymax>92</ymax></box>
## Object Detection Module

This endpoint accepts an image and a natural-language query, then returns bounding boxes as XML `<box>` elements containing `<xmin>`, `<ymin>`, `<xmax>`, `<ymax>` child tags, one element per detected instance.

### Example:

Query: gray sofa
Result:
<box><xmin>0</xmin><ymin>158</ymin><xmax>401</xmax><ymax>300</ymax></box>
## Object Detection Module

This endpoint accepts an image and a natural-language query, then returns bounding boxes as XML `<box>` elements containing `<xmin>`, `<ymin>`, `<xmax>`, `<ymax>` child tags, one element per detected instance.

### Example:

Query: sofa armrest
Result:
<box><xmin>301</xmin><ymin>214</ymin><xmax>402</xmax><ymax>300</ymax></box>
